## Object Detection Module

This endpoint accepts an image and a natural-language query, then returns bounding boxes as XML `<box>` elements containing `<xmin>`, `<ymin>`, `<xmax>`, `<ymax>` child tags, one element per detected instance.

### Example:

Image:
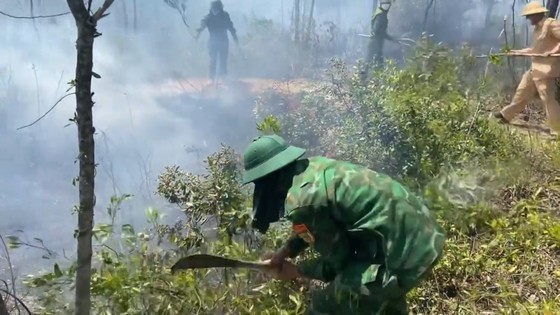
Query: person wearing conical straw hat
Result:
<box><xmin>492</xmin><ymin>2</ymin><xmax>560</xmax><ymax>133</ymax></box>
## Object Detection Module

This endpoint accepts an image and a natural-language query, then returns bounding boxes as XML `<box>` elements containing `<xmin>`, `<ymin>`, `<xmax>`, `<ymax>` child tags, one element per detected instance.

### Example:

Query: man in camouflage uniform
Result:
<box><xmin>195</xmin><ymin>0</ymin><xmax>239</xmax><ymax>83</ymax></box>
<box><xmin>366</xmin><ymin>1</ymin><xmax>393</xmax><ymax>67</ymax></box>
<box><xmin>242</xmin><ymin>134</ymin><xmax>446</xmax><ymax>315</ymax></box>
<box><xmin>360</xmin><ymin>0</ymin><xmax>394</xmax><ymax>82</ymax></box>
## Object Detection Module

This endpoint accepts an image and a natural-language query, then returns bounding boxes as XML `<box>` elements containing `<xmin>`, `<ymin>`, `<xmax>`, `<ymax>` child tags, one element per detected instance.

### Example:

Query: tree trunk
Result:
<box><xmin>65</xmin><ymin>1</ymin><xmax>114</xmax><ymax>314</ymax></box>
<box><xmin>133</xmin><ymin>0</ymin><xmax>138</xmax><ymax>31</ymax></box>
<box><xmin>73</xmin><ymin>19</ymin><xmax>96</xmax><ymax>315</ymax></box>
<box><xmin>122</xmin><ymin>0</ymin><xmax>129</xmax><ymax>30</ymax></box>
<box><xmin>423</xmin><ymin>0</ymin><xmax>435</xmax><ymax>32</ymax></box>
<box><xmin>0</xmin><ymin>293</ymin><xmax>8</xmax><ymax>315</ymax></box>
<box><xmin>305</xmin><ymin>0</ymin><xmax>315</xmax><ymax>44</ymax></box>
<box><xmin>294</xmin><ymin>0</ymin><xmax>301</xmax><ymax>42</ymax></box>
<box><xmin>547</xmin><ymin>0</ymin><xmax>560</xmax><ymax>18</ymax></box>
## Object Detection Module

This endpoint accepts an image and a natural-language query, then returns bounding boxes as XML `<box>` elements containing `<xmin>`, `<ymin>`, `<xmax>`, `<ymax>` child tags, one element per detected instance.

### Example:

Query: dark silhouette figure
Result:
<box><xmin>195</xmin><ymin>0</ymin><xmax>239</xmax><ymax>83</ymax></box>
<box><xmin>360</xmin><ymin>1</ymin><xmax>394</xmax><ymax>82</ymax></box>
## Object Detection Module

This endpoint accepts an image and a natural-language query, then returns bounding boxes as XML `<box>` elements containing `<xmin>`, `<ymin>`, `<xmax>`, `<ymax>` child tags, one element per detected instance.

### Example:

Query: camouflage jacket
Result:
<box><xmin>371</xmin><ymin>8</ymin><xmax>389</xmax><ymax>39</ymax></box>
<box><xmin>284</xmin><ymin>157</ymin><xmax>446</xmax><ymax>288</ymax></box>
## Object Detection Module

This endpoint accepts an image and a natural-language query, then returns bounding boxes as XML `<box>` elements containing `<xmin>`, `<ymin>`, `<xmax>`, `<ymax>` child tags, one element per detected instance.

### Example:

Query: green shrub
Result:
<box><xmin>255</xmin><ymin>39</ymin><xmax>528</xmax><ymax>188</ymax></box>
<box><xmin>14</xmin><ymin>39</ymin><xmax>560</xmax><ymax>315</ymax></box>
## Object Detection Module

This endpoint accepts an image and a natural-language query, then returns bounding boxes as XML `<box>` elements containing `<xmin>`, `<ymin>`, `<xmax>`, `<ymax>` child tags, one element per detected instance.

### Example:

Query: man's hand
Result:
<box><xmin>262</xmin><ymin>247</ymin><xmax>291</xmax><ymax>271</ymax></box>
<box><xmin>263</xmin><ymin>259</ymin><xmax>301</xmax><ymax>281</ymax></box>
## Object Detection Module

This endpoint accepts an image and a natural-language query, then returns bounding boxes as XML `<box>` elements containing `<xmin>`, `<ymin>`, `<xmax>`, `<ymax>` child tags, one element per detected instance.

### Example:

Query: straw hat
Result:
<box><xmin>522</xmin><ymin>2</ymin><xmax>549</xmax><ymax>16</ymax></box>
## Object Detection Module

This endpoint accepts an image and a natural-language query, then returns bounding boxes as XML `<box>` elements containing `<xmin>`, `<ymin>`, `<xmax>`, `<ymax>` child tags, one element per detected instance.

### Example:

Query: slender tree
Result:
<box><xmin>294</xmin><ymin>0</ymin><xmax>301</xmax><ymax>42</ymax></box>
<box><xmin>547</xmin><ymin>0</ymin><xmax>559</xmax><ymax>18</ymax></box>
<box><xmin>0</xmin><ymin>293</ymin><xmax>8</xmax><ymax>315</ymax></box>
<box><xmin>64</xmin><ymin>1</ymin><xmax>115</xmax><ymax>314</ymax></box>
<box><xmin>133</xmin><ymin>0</ymin><xmax>138</xmax><ymax>31</ymax></box>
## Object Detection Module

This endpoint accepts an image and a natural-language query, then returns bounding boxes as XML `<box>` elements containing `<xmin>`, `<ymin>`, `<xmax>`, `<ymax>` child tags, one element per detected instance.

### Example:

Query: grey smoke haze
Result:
<box><xmin>0</xmin><ymin>0</ymin><xmax>377</xmax><ymax>278</ymax></box>
<box><xmin>0</xmin><ymin>0</ymin><xmax>532</xmax><ymax>279</ymax></box>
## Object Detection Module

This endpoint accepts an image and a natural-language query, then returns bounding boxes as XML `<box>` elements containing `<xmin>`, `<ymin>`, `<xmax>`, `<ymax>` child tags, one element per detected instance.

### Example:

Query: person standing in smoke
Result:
<box><xmin>360</xmin><ymin>0</ymin><xmax>394</xmax><ymax>81</ymax></box>
<box><xmin>195</xmin><ymin>0</ymin><xmax>239</xmax><ymax>84</ymax></box>
<box><xmin>366</xmin><ymin>1</ymin><xmax>393</xmax><ymax>67</ymax></box>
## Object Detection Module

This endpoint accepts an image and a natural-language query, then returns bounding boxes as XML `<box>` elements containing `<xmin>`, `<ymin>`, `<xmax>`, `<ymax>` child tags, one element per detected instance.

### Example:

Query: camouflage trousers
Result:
<box><xmin>306</xmin><ymin>261</ymin><xmax>432</xmax><ymax>315</ymax></box>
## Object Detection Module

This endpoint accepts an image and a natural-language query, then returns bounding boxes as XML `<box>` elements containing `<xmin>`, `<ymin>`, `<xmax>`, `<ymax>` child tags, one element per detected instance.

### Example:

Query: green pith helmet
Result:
<box><xmin>242</xmin><ymin>135</ymin><xmax>306</xmax><ymax>184</ymax></box>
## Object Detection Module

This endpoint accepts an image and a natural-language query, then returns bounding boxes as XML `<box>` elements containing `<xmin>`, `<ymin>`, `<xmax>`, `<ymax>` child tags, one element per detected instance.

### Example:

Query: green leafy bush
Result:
<box><xmin>12</xmin><ymin>39</ymin><xmax>560</xmax><ymax>314</ymax></box>
<box><xmin>252</xmin><ymin>40</ymin><xmax>560</xmax><ymax>314</ymax></box>
<box><xmin>256</xmin><ymin>39</ymin><xmax>528</xmax><ymax>187</ymax></box>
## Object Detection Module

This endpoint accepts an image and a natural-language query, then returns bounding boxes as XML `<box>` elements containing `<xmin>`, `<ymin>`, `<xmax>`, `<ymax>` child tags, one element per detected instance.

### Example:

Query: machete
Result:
<box><xmin>170</xmin><ymin>254</ymin><xmax>271</xmax><ymax>274</ymax></box>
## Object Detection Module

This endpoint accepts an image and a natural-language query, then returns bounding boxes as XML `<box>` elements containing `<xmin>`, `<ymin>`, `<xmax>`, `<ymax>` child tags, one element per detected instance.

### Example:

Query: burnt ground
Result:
<box><xmin>158</xmin><ymin>80</ymin><xmax>256</xmax><ymax>152</ymax></box>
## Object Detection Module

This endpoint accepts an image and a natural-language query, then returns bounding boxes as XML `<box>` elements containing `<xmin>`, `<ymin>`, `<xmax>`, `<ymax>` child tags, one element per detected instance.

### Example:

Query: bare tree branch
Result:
<box><xmin>0</xmin><ymin>289</ymin><xmax>33</xmax><ymax>315</ymax></box>
<box><xmin>16</xmin><ymin>92</ymin><xmax>76</xmax><ymax>130</ymax></box>
<box><xmin>93</xmin><ymin>0</ymin><xmax>115</xmax><ymax>22</ymax></box>
<box><xmin>422</xmin><ymin>0</ymin><xmax>435</xmax><ymax>32</ymax></box>
<box><xmin>164</xmin><ymin>0</ymin><xmax>191</xmax><ymax>28</ymax></box>
<box><xmin>0</xmin><ymin>235</ymin><xmax>19</xmax><ymax>314</ymax></box>
<box><xmin>0</xmin><ymin>10</ymin><xmax>70</xmax><ymax>19</ymax></box>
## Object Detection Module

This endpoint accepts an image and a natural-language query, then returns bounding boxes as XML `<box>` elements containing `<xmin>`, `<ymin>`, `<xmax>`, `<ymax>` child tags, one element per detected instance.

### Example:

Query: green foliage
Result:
<box><xmin>256</xmin><ymin>39</ymin><xmax>526</xmax><ymax>188</ymax></box>
<box><xmin>256</xmin><ymin>115</ymin><xmax>282</xmax><ymax>135</ymax></box>
<box><xmin>252</xmin><ymin>40</ymin><xmax>560</xmax><ymax>313</ymax></box>
<box><xmin>13</xmin><ymin>39</ymin><xmax>560</xmax><ymax>314</ymax></box>
<box><xmin>20</xmin><ymin>146</ymin><xmax>317</xmax><ymax>314</ymax></box>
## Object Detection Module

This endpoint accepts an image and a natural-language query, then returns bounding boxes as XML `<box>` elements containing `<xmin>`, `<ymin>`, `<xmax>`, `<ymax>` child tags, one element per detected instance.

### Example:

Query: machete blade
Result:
<box><xmin>170</xmin><ymin>254</ymin><xmax>269</xmax><ymax>274</ymax></box>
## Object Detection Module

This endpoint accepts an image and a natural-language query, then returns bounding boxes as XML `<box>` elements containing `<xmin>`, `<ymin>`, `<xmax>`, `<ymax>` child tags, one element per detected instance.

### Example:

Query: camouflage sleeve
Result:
<box><xmin>297</xmin><ymin>258</ymin><xmax>337</xmax><ymax>282</ymax></box>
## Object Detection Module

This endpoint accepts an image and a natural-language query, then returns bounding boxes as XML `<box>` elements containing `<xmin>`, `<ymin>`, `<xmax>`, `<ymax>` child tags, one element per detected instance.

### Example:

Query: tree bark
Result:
<box><xmin>305</xmin><ymin>0</ymin><xmax>315</xmax><ymax>44</ymax></box>
<box><xmin>0</xmin><ymin>293</ymin><xmax>8</xmax><ymax>315</ymax></box>
<box><xmin>133</xmin><ymin>0</ymin><xmax>138</xmax><ymax>31</ymax></box>
<box><xmin>122</xmin><ymin>0</ymin><xmax>129</xmax><ymax>30</ymax></box>
<box><xmin>423</xmin><ymin>0</ymin><xmax>435</xmax><ymax>32</ymax></box>
<box><xmin>65</xmin><ymin>1</ymin><xmax>114</xmax><ymax>314</ymax></box>
<box><xmin>294</xmin><ymin>0</ymin><xmax>301</xmax><ymax>42</ymax></box>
